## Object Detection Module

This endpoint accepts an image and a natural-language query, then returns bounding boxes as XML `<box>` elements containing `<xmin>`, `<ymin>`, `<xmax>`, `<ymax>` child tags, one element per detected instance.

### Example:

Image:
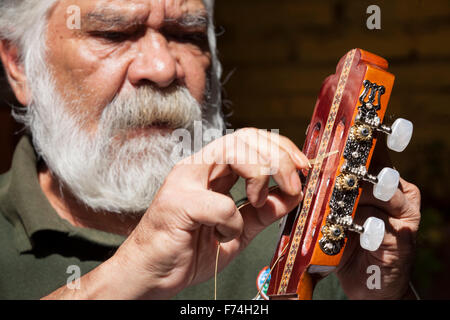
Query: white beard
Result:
<box><xmin>25</xmin><ymin>65</ymin><xmax>224</xmax><ymax>215</ymax></box>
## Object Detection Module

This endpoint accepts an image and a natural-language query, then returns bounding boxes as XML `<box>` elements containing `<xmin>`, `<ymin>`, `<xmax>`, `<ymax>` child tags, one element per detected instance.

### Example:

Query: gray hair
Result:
<box><xmin>0</xmin><ymin>0</ymin><xmax>58</xmax><ymax>126</ymax></box>
<box><xmin>202</xmin><ymin>0</ymin><xmax>224</xmax><ymax>131</ymax></box>
<box><xmin>0</xmin><ymin>0</ymin><xmax>224</xmax><ymax>131</ymax></box>
<box><xmin>0</xmin><ymin>1</ymin><xmax>57</xmax><ymax>62</ymax></box>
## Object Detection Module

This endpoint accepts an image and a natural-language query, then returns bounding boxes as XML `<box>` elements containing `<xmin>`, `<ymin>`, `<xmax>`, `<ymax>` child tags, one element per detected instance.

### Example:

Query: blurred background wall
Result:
<box><xmin>0</xmin><ymin>0</ymin><xmax>449</xmax><ymax>298</ymax></box>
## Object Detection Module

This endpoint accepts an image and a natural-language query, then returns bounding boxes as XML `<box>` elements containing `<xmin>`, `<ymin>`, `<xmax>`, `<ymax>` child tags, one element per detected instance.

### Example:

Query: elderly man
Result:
<box><xmin>0</xmin><ymin>0</ymin><xmax>420</xmax><ymax>300</ymax></box>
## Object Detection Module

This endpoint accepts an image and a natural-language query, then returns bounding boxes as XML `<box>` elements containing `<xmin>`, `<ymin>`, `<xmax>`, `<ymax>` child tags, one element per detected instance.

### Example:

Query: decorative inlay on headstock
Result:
<box><xmin>319</xmin><ymin>79</ymin><xmax>386</xmax><ymax>256</ymax></box>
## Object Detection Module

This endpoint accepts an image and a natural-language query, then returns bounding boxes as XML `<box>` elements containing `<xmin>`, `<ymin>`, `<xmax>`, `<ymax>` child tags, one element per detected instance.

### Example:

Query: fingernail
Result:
<box><xmin>293</xmin><ymin>152</ymin><xmax>310</xmax><ymax>169</ymax></box>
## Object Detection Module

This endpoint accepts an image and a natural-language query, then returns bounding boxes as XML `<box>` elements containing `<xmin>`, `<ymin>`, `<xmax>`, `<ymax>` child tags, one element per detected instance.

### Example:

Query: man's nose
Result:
<box><xmin>128</xmin><ymin>31</ymin><xmax>178</xmax><ymax>88</ymax></box>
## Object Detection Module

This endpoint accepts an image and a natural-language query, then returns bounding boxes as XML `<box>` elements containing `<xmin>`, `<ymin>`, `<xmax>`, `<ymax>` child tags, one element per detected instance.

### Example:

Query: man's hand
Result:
<box><xmin>42</xmin><ymin>129</ymin><xmax>308</xmax><ymax>300</ymax></box>
<box><xmin>114</xmin><ymin>128</ymin><xmax>308</xmax><ymax>299</ymax></box>
<box><xmin>336</xmin><ymin>177</ymin><xmax>421</xmax><ymax>299</ymax></box>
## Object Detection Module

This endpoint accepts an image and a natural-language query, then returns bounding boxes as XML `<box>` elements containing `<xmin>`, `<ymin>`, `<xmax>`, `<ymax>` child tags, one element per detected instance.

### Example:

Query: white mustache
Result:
<box><xmin>100</xmin><ymin>85</ymin><xmax>203</xmax><ymax>136</ymax></box>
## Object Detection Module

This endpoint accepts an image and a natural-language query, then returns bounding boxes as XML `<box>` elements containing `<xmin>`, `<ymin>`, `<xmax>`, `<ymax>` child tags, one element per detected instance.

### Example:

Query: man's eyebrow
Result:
<box><xmin>83</xmin><ymin>10</ymin><xmax>144</xmax><ymax>30</ymax></box>
<box><xmin>82</xmin><ymin>9</ymin><xmax>208</xmax><ymax>31</ymax></box>
<box><xmin>164</xmin><ymin>12</ymin><xmax>209</xmax><ymax>29</ymax></box>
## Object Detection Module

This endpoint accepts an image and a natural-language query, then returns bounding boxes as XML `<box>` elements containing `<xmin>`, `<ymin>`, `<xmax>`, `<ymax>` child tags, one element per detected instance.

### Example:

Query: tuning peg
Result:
<box><xmin>355</xmin><ymin>114</ymin><xmax>413</xmax><ymax>152</ymax></box>
<box><xmin>339</xmin><ymin>165</ymin><xmax>400</xmax><ymax>202</ymax></box>
<box><xmin>372</xmin><ymin>167</ymin><xmax>400</xmax><ymax>201</ymax></box>
<box><xmin>379</xmin><ymin>118</ymin><xmax>413</xmax><ymax>152</ymax></box>
<box><xmin>359</xmin><ymin>217</ymin><xmax>385</xmax><ymax>251</ymax></box>
<box><xmin>325</xmin><ymin>214</ymin><xmax>385</xmax><ymax>252</ymax></box>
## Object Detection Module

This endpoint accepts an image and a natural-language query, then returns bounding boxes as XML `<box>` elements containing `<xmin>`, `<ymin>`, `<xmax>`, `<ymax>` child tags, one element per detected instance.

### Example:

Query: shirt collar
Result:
<box><xmin>0</xmin><ymin>135</ymin><xmax>125</xmax><ymax>253</ymax></box>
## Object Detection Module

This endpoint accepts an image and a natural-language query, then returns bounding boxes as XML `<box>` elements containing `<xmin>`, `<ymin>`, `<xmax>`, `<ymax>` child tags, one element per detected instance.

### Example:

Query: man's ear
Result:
<box><xmin>0</xmin><ymin>40</ymin><xmax>30</xmax><ymax>106</ymax></box>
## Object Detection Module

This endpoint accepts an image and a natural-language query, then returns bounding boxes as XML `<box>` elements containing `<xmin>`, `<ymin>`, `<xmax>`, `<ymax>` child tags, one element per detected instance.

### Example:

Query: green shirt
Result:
<box><xmin>0</xmin><ymin>136</ymin><xmax>346</xmax><ymax>300</ymax></box>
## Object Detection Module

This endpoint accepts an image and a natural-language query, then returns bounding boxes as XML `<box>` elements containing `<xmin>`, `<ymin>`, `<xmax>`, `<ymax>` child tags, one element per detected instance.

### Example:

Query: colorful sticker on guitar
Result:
<box><xmin>256</xmin><ymin>266</ymin><xmax>271</xmax><ymax>300</ymax></box>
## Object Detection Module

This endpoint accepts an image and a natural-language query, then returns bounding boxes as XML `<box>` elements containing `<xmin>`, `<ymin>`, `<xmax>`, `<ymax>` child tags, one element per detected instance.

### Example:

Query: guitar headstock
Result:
<box><xmin>266</xmin><ymin>48</ymin><xmax>413</xmax><ymax>300</ymax></box>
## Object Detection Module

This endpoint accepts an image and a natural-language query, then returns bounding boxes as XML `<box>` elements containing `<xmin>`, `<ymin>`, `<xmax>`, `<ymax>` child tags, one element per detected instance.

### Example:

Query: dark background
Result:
<box><xmin>1</xmin><ymin>0</ymin><xmax>449</xmax><ymax>298</ymax></box>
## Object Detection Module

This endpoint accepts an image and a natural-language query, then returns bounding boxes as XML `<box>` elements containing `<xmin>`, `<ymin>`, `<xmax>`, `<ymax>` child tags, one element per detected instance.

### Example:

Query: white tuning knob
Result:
<box><xmin>360</xmin><ymin>217</ymin><xmax>385</xmax><ymax>251</ymax></box>
<box><xmin>373</xmin><ymin>167</ymin><xmax>400</xmax><ymax>202</ymax></box>
<box><xmin>386</xmin><ymin>118</ymin><xmax>413</xmax><ymax>152</ymax></box>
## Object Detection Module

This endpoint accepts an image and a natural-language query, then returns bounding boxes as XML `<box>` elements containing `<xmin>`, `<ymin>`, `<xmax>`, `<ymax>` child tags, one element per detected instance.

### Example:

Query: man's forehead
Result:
<box><xmin>62</xmin><ymin>0</ymin><xmax>207</xmax><ymax>22</ymax></box>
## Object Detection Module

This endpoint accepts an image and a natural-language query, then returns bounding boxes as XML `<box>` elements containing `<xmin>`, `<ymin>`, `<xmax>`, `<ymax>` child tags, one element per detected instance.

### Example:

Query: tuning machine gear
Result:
<box><xmin>325</xmin><ymin>214</ymin><xmax>385</xmax><ymax>252</ymax></box>
<box><xmin>341</xmin><ymin>164</ymin><xmax>400</xmax><ymax>202</ymax></box>
<box><xmin>355</xmin><ymin>115</ymin><xmax>413</xmax><ymax>153</ymax></box>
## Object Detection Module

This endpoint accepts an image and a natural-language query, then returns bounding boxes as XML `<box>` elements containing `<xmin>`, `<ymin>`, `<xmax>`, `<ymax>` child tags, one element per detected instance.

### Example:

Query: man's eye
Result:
<box><xmin>91</xmin><ymin>31</ymin><xmax>130</xmax><ymax>42</ymax></box>
<box><xmin>170</xmin><ymin>32</ymin><xmax>208</xmax><ymax>46</ymax></box>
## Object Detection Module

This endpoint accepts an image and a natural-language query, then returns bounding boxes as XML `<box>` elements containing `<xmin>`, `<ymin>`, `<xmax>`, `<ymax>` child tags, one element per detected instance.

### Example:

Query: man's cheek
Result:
<box><xmin>184</xmin><ymin>63</ymin><xmax>210</xmax><ymax>102</ymax></box>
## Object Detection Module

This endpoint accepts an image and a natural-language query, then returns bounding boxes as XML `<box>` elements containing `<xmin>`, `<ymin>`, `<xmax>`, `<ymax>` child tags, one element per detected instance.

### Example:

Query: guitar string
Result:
<box><xmin>308</xmin><ymin>150</ymin><xmax>339</xmax><ymax>165</ymax></box>
<box><xmin>214</xmin><ymin>242</ymin><xmax>220</xmax><ymax>300</ymax></box>
<box><xmin>252</xmin><ymin>242</ymin><xmax>289</xmax><ymax>300</ymax></box>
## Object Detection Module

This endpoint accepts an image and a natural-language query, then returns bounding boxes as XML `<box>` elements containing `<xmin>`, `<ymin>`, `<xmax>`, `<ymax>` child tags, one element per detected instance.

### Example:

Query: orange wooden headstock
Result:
<box><xmin>266</xmin><ymin>48</ymin><xmax>411</xmax><ymax>300</ymax></box>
